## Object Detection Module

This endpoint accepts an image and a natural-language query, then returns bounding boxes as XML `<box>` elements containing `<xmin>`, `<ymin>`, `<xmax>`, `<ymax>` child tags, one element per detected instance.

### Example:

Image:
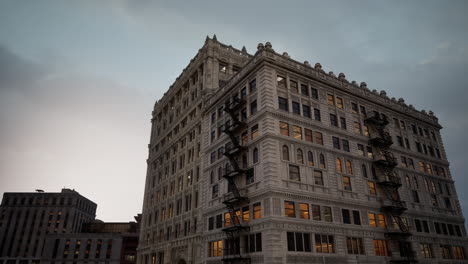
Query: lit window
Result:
<box><xmin>336</xmin><ymin>97</ymin><xmax>343</xmax><ymax>109</ymax></box>
<box><xmin>284</xmin><ymin>201</ymin><xmax>295</xmax><ymax>217</ymax></box>
<box><xmin>280</xmin><ymin>121</ymin><xmax>289</xmax><ymax>136</ymax></box>
<box><xmin>299</xmin><ymin>203</ymin><xmax>309</xmax><ymax>219</ymax></box>
<box><xmin>420</xmin><ymin>243</ymin><xmax>433</xmax><ymax>258</ymax></box>
<box><xmin>368</xmin><ymin>182</ymin><xmax>376</xmax><ymax>195</ymax></box>
<box><xmin>315</xmin><ymin>234</ymin><xmax>335</xmax><ymax>253</ymax></box>
<box><xmin>327</xmin><ymin>94</ymin><xmax>335</xmax><ymax>105</ymax></box>
<box><xmin>251</xmin><ymin>124</ymin><xmax>259</xmax><ymax>140</ymax></box>
<box><xmin>335</xmin><ymin>158</ymin><xmax>343</xmax><ymax>173</ymax></box>
<box><xmin>292</xmin><ymin>126</ymin><xmax>302</xmax><ymax>140</ymax></box>
<box><xmin>354</xmin><ymin>122</ymin><xmax>362</xmax><ymax>134</ymax></box>
<box><xmin>209</xmin><ymin>240</ymin><xmax>223</xmax><ymax>257</ymax></box>
<box><xmin>342</xmin><ymin>176</ymin><xmax>352</xmax><ymax>191</ymax></box>
<box><xmin>315</xmin><ymin>132</ymin><xmax>323</xmax><ymax>145</ymax></box>
<box><xmin>373</xmin><ymin>240</ymin><xmax>389</xmax><ymax>256</ymax></box>
<box><xmin>305</xmin><ymin>129</ymin><xmax>313</xmax><ymax>142</ymax></box>
<box><xmin>253</xmin><ymin>203</ymin><xmax>262</xmax><ymax>219</ymax></box>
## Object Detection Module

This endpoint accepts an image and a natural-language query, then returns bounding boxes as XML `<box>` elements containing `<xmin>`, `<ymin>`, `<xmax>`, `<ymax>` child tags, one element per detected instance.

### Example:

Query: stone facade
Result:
<box><xmin>138</xmin><ymin>36</ymin><xmax>468</xmax><ymax>264</ymax></box>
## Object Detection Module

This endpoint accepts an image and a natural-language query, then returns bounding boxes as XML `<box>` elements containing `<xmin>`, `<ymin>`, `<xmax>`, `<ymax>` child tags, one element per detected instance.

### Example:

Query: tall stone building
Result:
<box><xmin>0</xmin><ymin>189</ymin><xmax>97</xmax><ymax>264</ymax></box>
<box><xmin>138</xmin><ymin>35</ymin><xmax>468</xmax><ymax>264</ymax></box>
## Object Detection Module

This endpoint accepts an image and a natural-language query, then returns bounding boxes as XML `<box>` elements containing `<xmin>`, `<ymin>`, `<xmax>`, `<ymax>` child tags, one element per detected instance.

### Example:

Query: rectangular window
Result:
<box><xmin>249</xmin><ymin>79</ymin><xmax>256</xmax><ymax>93</ymax></box>
<box><xmin>342</xmin><ymin>209</ymin><xmax>351</xmax><ymax>224</ymax></box>
<box><xmin>373</xmin><ymin>240</ymin><xmax>389</xmax><ymax>256</ymax></box>
<box><xmin>314</xmin><ymin>170</ymin><xmax>324</xmax><ymax>185</ymax></box>
<box><xmin>420</xmin><ymin>243</ymin><xmax>433</xmax><ymax>258</ymax></box>
<box><xmin>290</xmin><ymin>80</ymin><xmax>298</xmax><ymax>92</ymax></box>
<box><xmin>311</xmin><ymin>88</ymin><xmax>319</xmax><ymax>99</ymax></box>
<box><xmin>278</xmin><ymin>97</ymin><xmax>288</xmax><ymax>111</ymax></box>
<box><xmin>327</xmin><ymin>94</ymin><xmax>335</xmax><ymax>105</ymax></box>
<box><xmin>253</xmin><ymin>203</ymin><xmax>261</xmax><ymax>219</ymax></box>
<box><xmin>332</xmin><ymin>136</ymin><xmax>341</xmax><ymax>149</ymax></box>
<box><xmin>368</xmin><ymin>213</ymin><xmax>377</xmax><ymax>227</ymax></box>
<box><xmin>314</xmin><ymin>108</ymin><xmax>321</xmax><ymax>121</ymax></box>
<box><xmin>284</xmin><ymin>201</ymin><xmax>295</xmax><ymax>217</ymax></box>
<box><xmin>336</xmin><ymin>97</ymin><xmax>344</xmax><ymax>109</ymax></box>
<box><xmin>368</xmin><ymin>181</ymin><xmax>376</xmax><ymax>195</ymax></box>
<box><xmin>242</xmin><ymin>206</ymin><xmax>250</xmax><ymax>222</ymax></box>
<box><xmin>304</xmin><ymin>129</ymin><xmax>313</xmax><ymax>142</ymax></box>
<box><xmin>289</xmin><ymin>165</ymin><xmax>300</xmax><ymax>181</ymax></box>
<box><xmin>292</xmin><ymin>101</ymin><xmax>300</xmax><ymax>115</ymax></box>
<box><xmin>340</xmin><ymin>117</ymin><xmax>347</xmax><ymax>129</ymax></box>
<box><xmin>323</xmin><ymin>206</ymin><xmax>333</xmax><ymax>222</ymax></box>
<box><xmin>343</xmin><ymin>176</ymin><xmax>352</xmax><ymax>191</ymax></box>
<box><xmin>277</xmin><ymin>75</ymin><xmax>286</xmax><ymax>88</ymax></box>
<box><xmin>315</xmin><ymin>132</ymin><xmax>323</xmax><ymax>145</ymax></box>
<box><xmin>315</xmin><ymin>234</ymin><xmax>335</xmax><ymax>253</ymax></box>
<box><xmin>301</xmin><ymin>84</ymin><xmax>309</xmax><ymax>96</ymax></box>
<box><xmin>346</xmin><ymin>237</ymin><xmax>365</xmax><ymax>255</ymax></box>
<box><xmin>354</xmin><ymin>122</ymin><xmax>362</xmax><ymax>134</ymax></box>
<box><xmin>287</xmin><ymin>232</ymin><xmax>312</xmax><ymax>252</ymax></box>
<box><xmin>358</xmin><ymin>144</ymin><xmax>365</xmax><ymax>156</ymax></box>
<box><xmin>351</xmin><ymin>103</ymin><xmax>358</xmax><ymax>113</ymax></box>
<box><xmin>250</xmin><ymin>100</ymin><xmax>257</xmax><ymax>115</ymax></box>
<box><xmin>312</xmin><ymin>205</ymin><xmax>321</xmax><ymax>221</ymax></box>
<box><xmin>343</xmin><ymin>139</ymin><xmax>350</xmax><ymax>152</ymax></box>
<box><xmin>251</xmin><ymin>124</ymin><xmax>259</xmax><ymax>140</ymax></box>
<box><xmin>208</xmin><ymin>240</ymin><xmax>223</xmax><ymax>257</ymax></box>
<box><xmin>292</xmin><ymin>126</ymin><xmax>302</xmax><ymax>140</ymax></box>
<box><xmin>302</xmin><ymin>105</ymin><xmax>311</xmax><ymax>118</ymax></box>
<box><xmin>299</xmin><ymin>203</ymin><xmax>310</xmax><ymax>219</ymax></box>
<box><xmin>279</xmin><ymin>121</ymin><xmax>289</xmax><ymax>136</ymax></box>
<box><xmin>330</xmin><ymin>114</ymin><xmax>338</xmax><ymax>127</ymax></box>
<box><xmin>245</xmin><ymin>233</ymin><xmax>263</xmax><ymax>253</ymax></box>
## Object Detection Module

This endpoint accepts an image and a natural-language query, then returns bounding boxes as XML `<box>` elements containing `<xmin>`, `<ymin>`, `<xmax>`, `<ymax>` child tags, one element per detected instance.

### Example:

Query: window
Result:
<box><xmin>315</xmin><ymin>132</ymin><xmax>323</xmax><ymax>145</ymax></box>
<box><xmin>361</xmin><ymin>164</ymin><xmax>368</xmax><ymax>178</ymax></box>
<box><xmin>368</xmin><ymin>181</ymin><xmax>377</xmax><ymax>195</ymax></box>
<box><xmin>353</xmin><ymin>210</ymin><xmax>361</xmax><ymax>225</ymax></box>
<box><xmin>307</xmin><ymin>151</ymin><xmax>314</xmax><ymax>166</ymax></box>
<box><xmin>358</xmin><ymin>144</ymin><xmax>365</xmax><ymax>156</ymax></box>
<box><xmin>293</xmin><ymin>125</ymin><xmax>302</xmax><ymax>140</ymax></box>
<box><xmin>335</xmin><ymin>158</ymin><xmax>343</xmax><ymax>173</ymax></box>
<box><xmin>373</xmin><ymin>240</ymin><xmax>389</xmax><ymax>256</ymax></box>
<box><xmin>251</xmin><ymin>124</ymin><xmax>259</xmax><ymax>140</ymax></box>
<box><xmin>287</xmin><ymin>232</ymin><xmax>312</xmax><ymax>252</ymax></box>
<box><xmin>342</xmin><ymin>176</ymin><xmax>352</xmax><ymax>191</ymax></box>
<box><xmin>312</xmin><ymin>205</ymin><xmax>321</xmax><ymax>221</ymax></box>
<box><xmin>212</xmin><ymin>184</ymin><xmax>218</xmax><ymax>199</ymax></box>
<box><xmin>315</xmin><ymin>234</ymin><xmax>335</xmax><ymax>253</ymax></box>
<box><xmin>253</xmin><ymin>203</ymin><xmax>261</xmax><ymax>219</ymax></box>
<box><xmin>245</xmin><ymin>233</ymin><xmax>262</xmax><ymax>253</ymax></box>
<box><xmin>332</xmin><ymin>136</ymin><xmax>341</xmax><ymax>149</ymax></box>
<box><xmin>340</xmin><ymin>117</ymin><xmax>347</xmax><ymax>129</ymax></box>
<box><xmin>314</xmin><ymin>108</ymin><xmax>321</xmax><ymax>121</ymax></box>
<box><xmin>299</xmin><ymin>203</ymin><xmax>310</xmax><ymax>219</ymax></box>
<box><xmin>412</xmin><ymin>190</ymin><xmax>420</xmax><ymax>203</ymax></box>
<box><xmin>351</xmin><ymin>103</ymin><xmax>358</xmax><ymax>113</ymax></box>
<box><xmin>314</xmin><ymin>170</ymin><xmax>323</xmax><ymax>185</ymax></box>
<box><xmin>454</xmin><ymin>246</ymin><xmax>466</xmax><ymax>260</ymax></box>
<box><xmin>278</xmin><ymin>97</ymin><xmax>288</xmax><ymax>111</ymax></box>
<box><xmin>208</xmin><ymin>217</ymin><xmax>214</xmax><ymax>230</ymax></box>
<box><xmin>295</xmin><ymin>149</ymin><xmax>304</xmax><ymax>164</ymax></box>
<box><xmin>420</xmin><ymin>243</ymin><xmax>433</xmax><ymax>258</ymax></box>
<box><xmin>305</xmin><ymin>129</ymin><xmax>313</xmax><ymax>142</ymax></box>
<box><xmin>250</xmin><ymin>100</ymin><xmax>257</xmax><ymax>115</ymax></box>
<box><xmin>242</xmin><ymin>206</ymin><xmax>250</xmax><ymax>222</ymax></box>
<box><xmin>323</xmin><ymin>206</ymin><xmax>333</xmax><ymax>222</ymax></box>
<box><xmin>277</xmin><ymin>75</ymin><xmax>286</xmax><ymax>88</ymax></box>
<box><xmin>301</xmin><ymin>84</ymin><xmax>309</xmax><ymax>96</ymax></box>
<box><xmin>208</xmin><ymin>240</ymin><xmax>223</xmax><ymax>257</ymax></box>
<box><xmin>327</xmin><ymin>94</ymin><xmax>335</xmax><ymax>105</ymax></box>
<box><xmin>311</xmin><ymin>88</ymin><xmax>319</xmax><ymax>99</ymax></box>
<box><xmin>378</xmin><ymin>214</ymin><xmax>386</xmax><ymax>227</ymax></box>
<box><xmin>249</xmin><ymin>79</ymin><xmax>256</xmax><ymax>93</ymax></box>
<box><xmin>282</xmin><ymin>145</ymin><xmax>290</xmax><ymax>161</ymax></box>
<box><xmin>319</xmin><ymin>154</ymin><xmax>326</xmax><ymax>169</ymax></box>
<box><xmin>280</xmin><ymin>121</ymin><xmax>289</xmax><ymax>136</ymax></box>
<box><xmin>342</xmin><ymin>209</ymin><xmax>351</xmax><ymax>224</ymax></box>
<box><xmin>336</xmin><ymin>97</ymin><xmax>344</xmax><ymax>109</ymax></box>
<box><xmin>289</xmin><ymin>165</ymin><xmax>300</xmax><ymax>181</ymax></box>
<box><xmin>354</xmin><ymin>122</ymin><xmax>362</xmax><ymax>134</ymax></box>
<box><xmin>345</xmin><ymin>160</ymin><xmax>353</xmax><ymax>174</ymax></box>
<box><xmin>368</xmin><ymin>213</ymin><xmax>386</xmax><ymax>227</ymax></box>
<box><xmin>290</xmin><ymin>80</ymin><xmax>298</xmax><ymax>92</ymax></box>
<box><xmin>292</xmin><ymin>101</ymin><xmax>300</xmax><ymax>115</ymax></box>
<box><xmin>224</xmin><ymin>212</ymin><xmax>231</xmax><ymax>227</ymax></box>
<box><xmin>219</xmin><ymin>62</ymin><xmax>227</xmax><ymax>73</ymax></box>
<box><xmin>330</xmin><ymin>114</ymin><xmax>338</xmax><ymax>127</ymax></box>
<box><xmin>347</xmin><ymin>237</ymin><xmax>365</xmax><ymax>255</ymax></box>
<box><xmin>253</xmin><ymin>148</ymin><xmax>259</xmax><ymax>163</ymax></box>
<box><xmin>303</xmin><ymin>105</ymin><xmax>311</xmax><ymax>118</ymax></box>
<box><xmin>284</xmin><ymin>201</ymin><xmax>295</xmax><ymax>217</ymax></box>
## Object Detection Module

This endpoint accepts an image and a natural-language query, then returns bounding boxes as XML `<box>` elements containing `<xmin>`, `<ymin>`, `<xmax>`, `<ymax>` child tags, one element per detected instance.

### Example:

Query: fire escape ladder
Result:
<box><xmin>365</xmin><ymin>112</ymin><xmax>417</xmax><ymax>263</ymax></box>
<box><xmin>221</xmin><ymin>97</ymin><xmax>251</xmax><ymax>264</ymax></box>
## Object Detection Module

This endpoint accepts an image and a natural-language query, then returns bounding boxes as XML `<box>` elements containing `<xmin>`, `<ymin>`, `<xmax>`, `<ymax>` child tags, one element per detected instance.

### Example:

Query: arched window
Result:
<box><xmin>218</xmin><ymin>167</ymin><xmax>223</xmax><ymax>180</ymax></box>
<box><xmin>413</xmin><ymin>176</ymin><xmax>419</xmax><ymax>189</ymax></box>
<box><xmin>335</xmin><ymin>158</ymin><xmax>342</xmax><ymax>173</ymax></box>
<box><xmin>361</xmin><ymin>164</ymin><xmax>368</xmax><ymax>178</ymax></box>
<box><xmin>242</xmin><ymin>153</ymin><xmax>248</xmax><ymax>168</ymax></box>
<box><xmin>424</xmin><ymin>179</ymin><xmax>430</xmax><ymax>192</ymax></box>
<box><xmin>346</xmin><ymin>160</ymin><xmax>353</xmax><ymax>175</ymax></box>
<box><xmin>282</xmin><ymin>145</ymin><xmax>290</xmax><ymax>161</ymax></box>
<box><xmin>319</xmin><ymin>154</ymin><xmax>326</xmax><ymax>169</ymax></box>
<box><xmin>307</xmin><ymin>151</ymin><xmax>314</xmax><ymax>166</ymax></box>
<box><xmin>253</xmin><ymin>148</ymin><xmax>259</xmax><ymax>163</ymax></box>
<box><xmin>297</xmin><ymin>148</ymin><xmax>304</xmax><ymax>164</ymax></box>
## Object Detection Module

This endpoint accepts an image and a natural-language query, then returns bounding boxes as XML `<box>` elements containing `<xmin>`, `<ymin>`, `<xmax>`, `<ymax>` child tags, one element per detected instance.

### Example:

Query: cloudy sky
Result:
<box><xmin>1</xmin><ymin>0</ymin><xmax>467</xmax><ymax>222</ymax></box>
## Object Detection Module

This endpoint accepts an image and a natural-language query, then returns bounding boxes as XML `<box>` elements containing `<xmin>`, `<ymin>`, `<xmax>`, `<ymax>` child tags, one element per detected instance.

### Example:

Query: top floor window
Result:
<box><xmin>249</xmin><ymin>79</ymin><xmax>257</xmax><ymax>93</ymax></box>
<box><xmin>301</xmin><ymin>84</ymin><xmax>309</xmax><ymax>96</ymax></box>
<box><xmin>327</xmin><ymin>94</ymin><xmax>335</xmax><ymax>105</ymax></box>
<box><xmin>277</xmin><ymin>75</ymin><xmax>286</xmax><ymax>89</ymax></box>
<box><xmin>290</xmin><ymin>80</ymin><xmax>298</xmax><ymax>92</ymax></box>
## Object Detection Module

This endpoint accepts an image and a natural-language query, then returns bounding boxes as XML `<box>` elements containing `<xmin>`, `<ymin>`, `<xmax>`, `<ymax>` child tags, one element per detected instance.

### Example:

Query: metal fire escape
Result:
<box><xmin>221</xmin><ymin>95</ymin><xmax>251</xmax><ymax>264</ymax></box>
<box><xmin>365</xmin><ymin>111</ymin><xmax>417</xmax><ymax>263</ymax></box>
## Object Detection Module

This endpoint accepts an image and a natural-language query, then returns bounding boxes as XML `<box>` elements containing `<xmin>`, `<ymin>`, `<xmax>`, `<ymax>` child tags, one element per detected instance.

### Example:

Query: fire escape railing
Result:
<box><xmin>365</xmin><ymin>111</ymin><xmax>418</xmax><ymax>263</ymax></box>
<box><xmin>221</xmin><ymin>97</ymin><xmax>251</xmax><ymax>264</ymax></box>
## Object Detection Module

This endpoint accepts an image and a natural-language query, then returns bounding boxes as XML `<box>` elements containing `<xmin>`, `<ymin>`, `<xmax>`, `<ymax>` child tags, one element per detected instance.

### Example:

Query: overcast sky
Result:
<box><xmin>1</xmin><ymin>0</ymin><xmax>467</xmax><ymax>222</ymax></box>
